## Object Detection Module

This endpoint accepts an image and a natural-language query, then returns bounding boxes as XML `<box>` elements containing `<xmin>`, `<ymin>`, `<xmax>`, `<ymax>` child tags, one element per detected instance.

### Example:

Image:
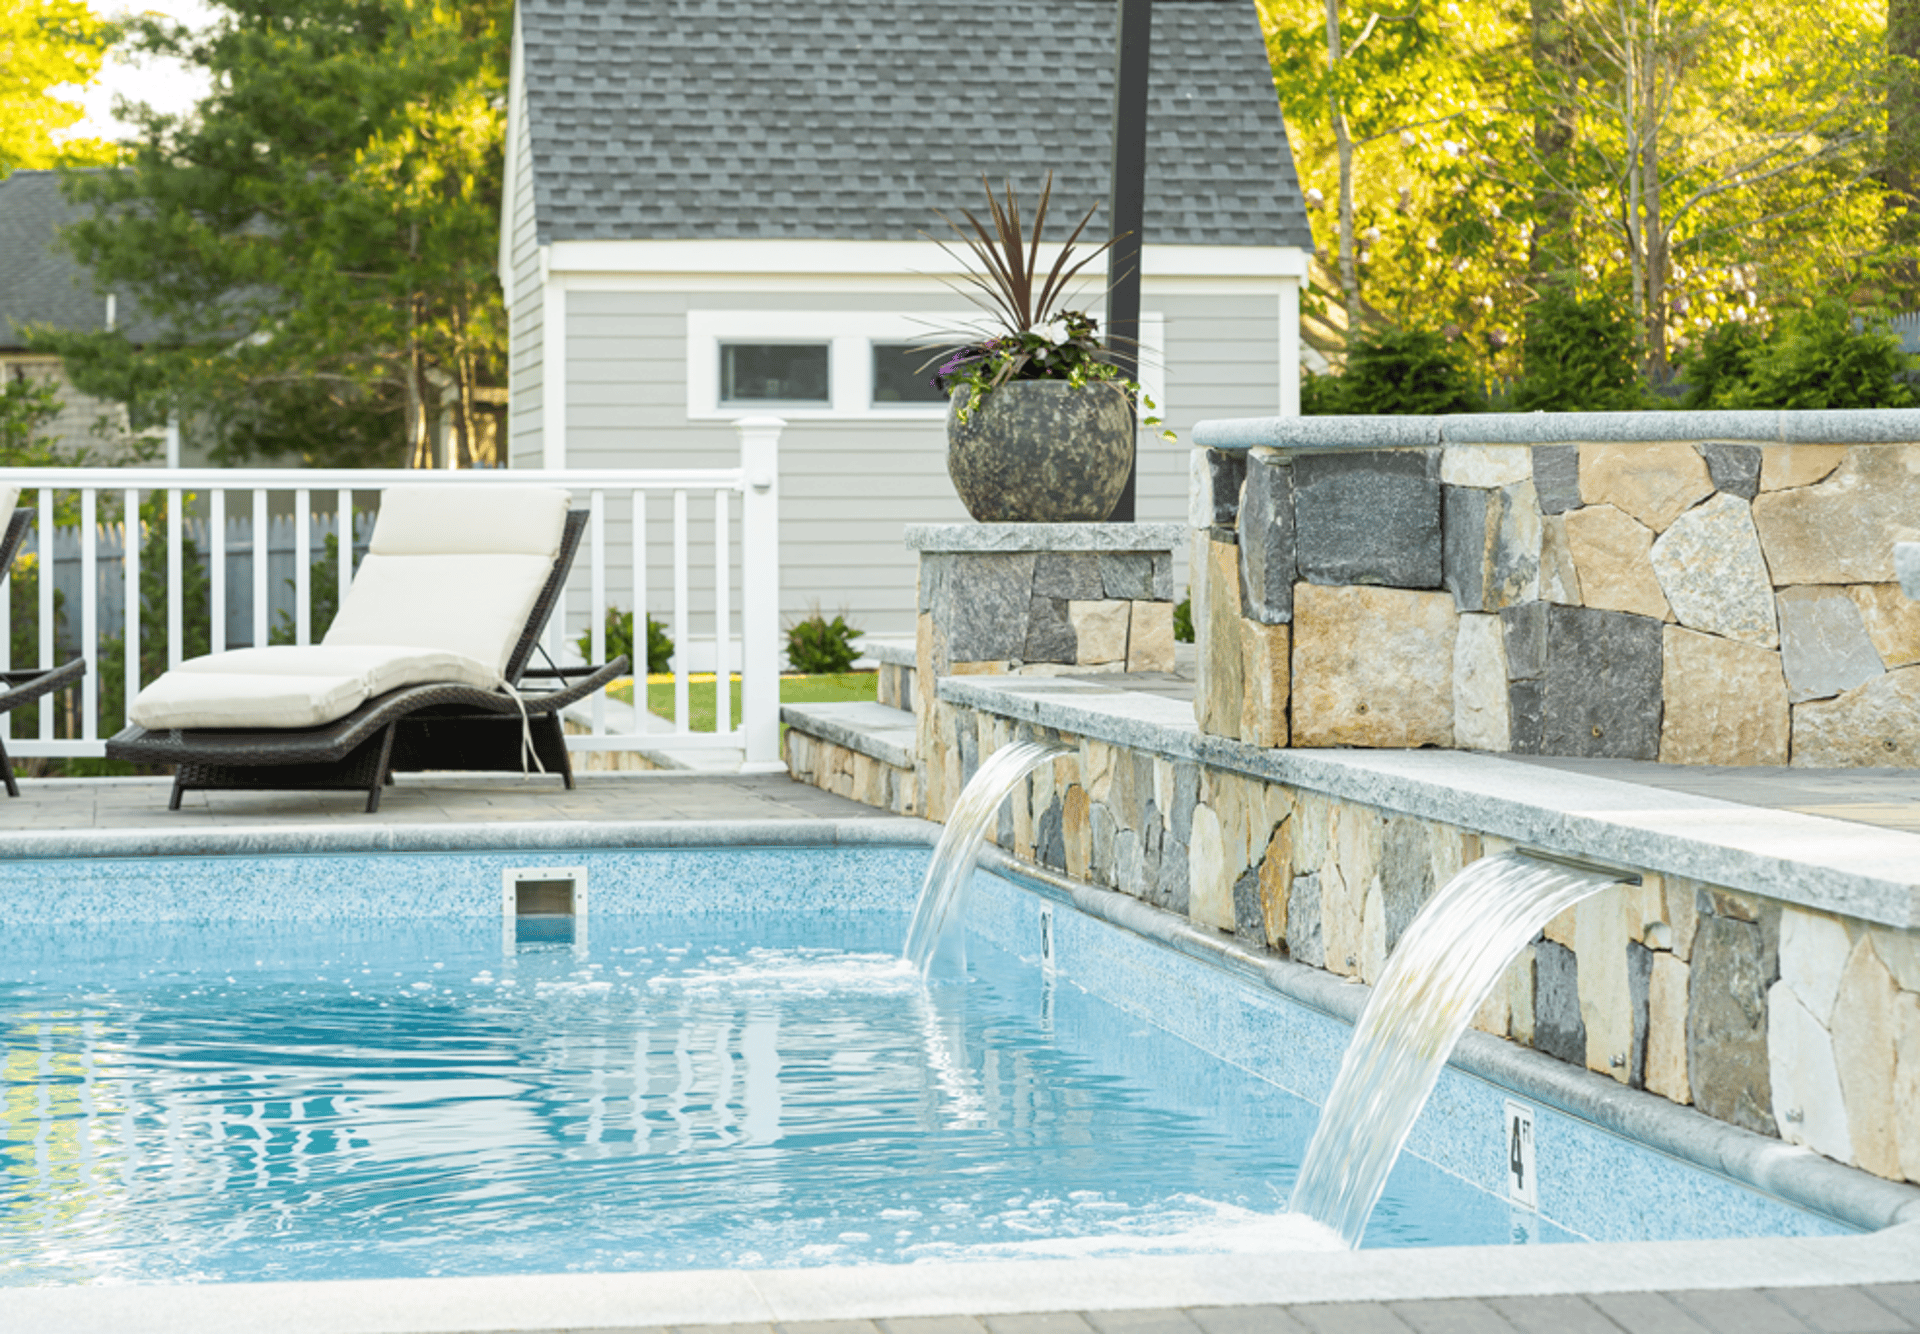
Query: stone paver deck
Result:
<box><xmin>502</xmin><ymin>1286</ymin><xmax>1920</xmax><ymax>1334</ymax></box>
<box><xmin>1513</xmin><ymin>755</ymin><xmax>1920</xmax><ymax>834</ymax></box>
<box><xmin>0</xmin><ymin>770</ymin><xmax>893</xmax><ymax>832</ymax></box>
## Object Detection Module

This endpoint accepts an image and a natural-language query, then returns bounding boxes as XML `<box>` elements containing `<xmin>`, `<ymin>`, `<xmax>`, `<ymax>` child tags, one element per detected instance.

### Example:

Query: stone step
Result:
<box><xmin>780</xmin><ymin>701</ymin><xmax>917</xmax><ymax>770</ymax></box>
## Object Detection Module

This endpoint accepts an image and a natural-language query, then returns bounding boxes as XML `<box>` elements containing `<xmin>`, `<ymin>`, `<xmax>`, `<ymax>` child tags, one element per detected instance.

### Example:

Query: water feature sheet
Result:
<box><xmin>0</xmin><ymin>844</ymin><xmax>1851</xmax><ymax>1285</ymax></box>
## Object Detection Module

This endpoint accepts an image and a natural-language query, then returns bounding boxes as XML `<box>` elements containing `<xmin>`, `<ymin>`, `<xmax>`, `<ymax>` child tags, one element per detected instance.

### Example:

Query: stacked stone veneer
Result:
<box><xmin>909</xmin><ymin>522</ymin><xmax>1183</xmax><ymax>710</ymax></box>
<box><xmin>1191</xmin><ymin>413</ymin><xmax>1920</xmax><ymax>766</ymax></box>
<box><xmin>783</xmin><ymin>730</ymin><xmax>917</xmax><ymax>813</ymax></box>
<box><xmin>782</xmin><ymin>641</ymin><xmax>920</xmax><ymax>813</ymax></box>
<box><xmin>922</xmin><ymin>697</ymin><xmax>1920</xmax><ymax>1187</ymax></box>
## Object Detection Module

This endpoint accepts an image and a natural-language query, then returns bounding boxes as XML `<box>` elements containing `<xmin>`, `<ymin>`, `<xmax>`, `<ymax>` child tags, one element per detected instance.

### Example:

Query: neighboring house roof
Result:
<box><xmin>0</xmin><ymin>169</ymin><xmax>162</xmax><ymax>353</ymax></box>
<box><xmin>518</xmin><ymin>0</ymin><xmax>1312</xmax><ymax>250</ymax></box>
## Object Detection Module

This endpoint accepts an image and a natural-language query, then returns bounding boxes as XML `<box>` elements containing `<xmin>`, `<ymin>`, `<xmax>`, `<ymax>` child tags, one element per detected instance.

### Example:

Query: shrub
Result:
<box><xmin>786</xmin><ymin>609</ymin><xmax>863</xmax><ymax>674</ymax></box>
<box><xmin>1173</xmin><ymin>596</ymin><xmax>1194</xmax><ymax>644</ymax></box>
<box><xmin>1314</xmin><ymin>328</ymin><xmax>1482</xmax><ymax>415</ymax></box>
<box><xmin>1511</xmin><ymin>286</ymin><xmax>1645</xmax><ymax>412</ymax></box>
<box><xmin>576</xmin><ymin>606</ymin><xmax>674</xmax><ymax>674</ymax></box>
<box><xmin>1299</xmin><ymin>369</ymin><xmax>1349</xmax><ymax>416</ymax></box>
<box><xmin>1675</xmin><ymin>320</ymin><xmax>1769</xmax><ymax>409</ymax></box>
<box><xmin>1695</xmin><ymin>299</ymin><xmax>1914</xmax><ymax>410</ymax></box>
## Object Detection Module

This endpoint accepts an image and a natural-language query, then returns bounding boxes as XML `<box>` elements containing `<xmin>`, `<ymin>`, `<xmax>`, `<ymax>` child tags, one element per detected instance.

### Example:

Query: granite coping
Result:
<box><xmin>1191</xmin><ymin>408</ymin><xmax>1920</xmax><ymax>453</ymax></box>
<box><xmin>7</xmin><ymin>1219</ymin><xmax>1920</xmax><ymax>1334</ymax></box>
<box><xmin>905</xmin><ymin>521</ymin><xmax>1187</xmax><ymax>553</ymax></box>
<box><xmin>859</xmin><ymin>635</ymin><xmax>917</xmax><ymax>667</ymax></box>
<box><xmin>0</xmin><ymin>815</ymin><xmax>939</xmax><ymax>863</ymax></box>
<box><xmin>936</xmin><ymin>674</ymin><xmax>1920</xmax><ymax>930</ymax></box>
<box><xmin>781</xmin><ymin>701</ymin><xmax>917</xmax><ymax>769</ymax></box>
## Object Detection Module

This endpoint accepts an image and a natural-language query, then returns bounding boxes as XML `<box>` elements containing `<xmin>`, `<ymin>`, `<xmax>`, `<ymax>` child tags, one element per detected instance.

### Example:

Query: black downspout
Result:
<box><xmin>1105</xmin><ymin>0</ymin><xmax>1151</xmax><ymax>522</ymax></box>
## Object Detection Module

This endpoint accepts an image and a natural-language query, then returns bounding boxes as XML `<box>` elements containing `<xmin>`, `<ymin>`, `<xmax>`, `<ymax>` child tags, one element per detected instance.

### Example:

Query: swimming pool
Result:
<box><xmin>0</xmin><ymin>842</ymin><xmax>1856</xmax><ymax>1285</ymax></box>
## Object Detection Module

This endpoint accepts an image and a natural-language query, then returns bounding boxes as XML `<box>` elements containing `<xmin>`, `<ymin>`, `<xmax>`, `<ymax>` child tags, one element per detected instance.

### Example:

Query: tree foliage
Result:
<box><xmin>1259</xmin><ymin>0</ymin><xmax>1904</xmax><ymax>404</ymax></box>
<box><xmin>0</xmin><ymin>0</ymin><xmax>117</xmax><ymax>173</ymax></box>
<box><xmin>1510</xmin><ymin>285</ymin><xmax>1645</xmax><ymax>411</ymax></box>
<box><xmin>34</xmin><ymin>0</ymin><xmax>509</xmax><ymax>468</ymax></box>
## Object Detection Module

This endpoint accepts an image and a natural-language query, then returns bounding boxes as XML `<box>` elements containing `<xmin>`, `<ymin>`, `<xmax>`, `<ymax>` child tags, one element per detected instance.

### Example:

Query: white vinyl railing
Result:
<box><xmin>0</xmin><ymin>416</ymin><xmax>784</xmax><ymax>771</ymax></box>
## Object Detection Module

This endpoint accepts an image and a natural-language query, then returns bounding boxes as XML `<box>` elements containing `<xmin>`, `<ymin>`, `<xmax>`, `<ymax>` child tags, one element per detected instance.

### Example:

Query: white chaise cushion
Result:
<box><xmin>126</xmin><ymin>645</ymin><xmax>499</xmax><ymax>730</ymax></box>
<box><xmin>366</xmin><ymin>486</ymin><xmax>569</xmax><ymax>557</ymax></box>
<box><xmin>125</xmin><ymin>485</ymin><xmax>572</xmax><ymax>731</ymax></box>
<box><xmin>323</xmin><ymin>553</ymin><xmax>555</xmax><ymax>671</ymax></box>
<box><xmin>321</xmin><ymin>485</ymin><xmax>569</xmax><ymax>673</ymax></box>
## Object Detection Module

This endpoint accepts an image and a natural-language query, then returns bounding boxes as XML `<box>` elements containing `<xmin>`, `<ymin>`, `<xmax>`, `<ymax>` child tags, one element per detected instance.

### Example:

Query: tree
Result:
<box><xmin>1263</xmin><ymin>0</ymin><xmax>1538</xmax><ymax>375</ymax></box>
<box><xmin>1259</xmin><ymin>0</ymin><xmax>1901</xmax><ymax>392</ymax></box>
<box><xmin>1512</xmin><ymin>0</ymin><xmax>1890</xmax><ymax>378</ymax></box>
<box><xmin>1889</xmin><ymin>0</ymin><xmax>1920</xmax><ymax>296</ymax></box>
<box><xmin>35</xmin><ymin>0</ymin><xmax>509</xmax><ymax>468</ymax></box>
<box><xmin>1510</xmin><ymin>284</ymin><xmax>1645</xmax><ymax>410</ymax></box>
<box><xmin>0</xmin><ymin>376</ymin><xmax>65</xmax><ymax>464</ymax></box>
<box><xmin>0</xmin><ymin>0</ymin><xmax>116</xmax><ymax>174</ymax></box>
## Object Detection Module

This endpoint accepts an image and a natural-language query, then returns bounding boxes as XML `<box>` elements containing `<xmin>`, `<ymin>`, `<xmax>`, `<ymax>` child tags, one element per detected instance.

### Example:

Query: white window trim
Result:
<box><xmin>685</xmin><ymin>309</ymin><xmax>1165</xmax><ymax>422</ymax></box>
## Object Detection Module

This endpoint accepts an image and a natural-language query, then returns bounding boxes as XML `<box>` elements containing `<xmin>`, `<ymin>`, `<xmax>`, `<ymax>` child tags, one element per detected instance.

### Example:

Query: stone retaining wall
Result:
<box><xmin>921</xmin><ymin>695</ymin><xmax>1920</xmax><ymax>1185</ymax></box>
<box><xmin>1190</xmin><ymin>412</ymin><xmax>1920</xmax><ymax>766</ymax></box>
<box><xmin>782</xmin><ymin>728</ymin><xmax>916</xmax><ymax>813</ymax></box>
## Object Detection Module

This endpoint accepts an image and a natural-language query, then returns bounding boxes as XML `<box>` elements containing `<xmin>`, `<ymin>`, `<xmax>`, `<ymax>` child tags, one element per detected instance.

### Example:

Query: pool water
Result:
<box><xmin>4</xmin><ymin>907</ymin><xmax>1572</xmax><ymax>1285</ymax></box>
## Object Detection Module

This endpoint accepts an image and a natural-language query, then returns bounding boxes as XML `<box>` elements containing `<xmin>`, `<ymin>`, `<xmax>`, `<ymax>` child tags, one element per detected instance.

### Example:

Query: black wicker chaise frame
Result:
<box><xmin>105</xmin><ymin>508</ymin><xmax>630</xmax><ymax>813</ymax></box>
<box><xmin>0</xmin><ymin>507</ymin><xmax>88</xmax><ymax>796</ymax></box>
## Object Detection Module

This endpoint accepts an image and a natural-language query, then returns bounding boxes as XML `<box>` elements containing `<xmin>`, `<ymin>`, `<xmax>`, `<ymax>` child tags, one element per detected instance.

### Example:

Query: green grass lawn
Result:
<box><xmin>609</xmin><ymin>671</ymin><xmax>877</xmax><ymax>732</ymax></box>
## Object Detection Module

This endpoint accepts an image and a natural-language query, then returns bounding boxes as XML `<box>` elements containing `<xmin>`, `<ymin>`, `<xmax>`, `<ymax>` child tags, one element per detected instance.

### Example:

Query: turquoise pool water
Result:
<box><xmin>0</xmin><ymin>846</ymin><xmax>1851</xmax><ymax>1284</ymax></box>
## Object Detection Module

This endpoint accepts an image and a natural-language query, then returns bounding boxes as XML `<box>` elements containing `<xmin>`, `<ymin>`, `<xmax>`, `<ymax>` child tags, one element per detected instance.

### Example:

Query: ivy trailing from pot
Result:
<box><xmin>922</xmin><ymin>176</ymin><xmax>1172</xmax><ymax>524</ymax></box>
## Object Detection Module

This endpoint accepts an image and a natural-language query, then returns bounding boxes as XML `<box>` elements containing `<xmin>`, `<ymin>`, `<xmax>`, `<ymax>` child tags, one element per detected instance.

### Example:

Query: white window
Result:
<box><xmin>719</xmin><ymin>342</ymin><xmax>830</xmax><ymax>406</ymax></box>
<box><xmin>686</xmin><ymin>310</ymin><xmax>1164</xmax><ymax>421</ymax></box>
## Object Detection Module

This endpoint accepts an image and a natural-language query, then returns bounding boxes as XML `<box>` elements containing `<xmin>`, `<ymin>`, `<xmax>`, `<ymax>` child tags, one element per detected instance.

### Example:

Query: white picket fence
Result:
<box><xmin>1</xmin><ymin>417</ymin><xmax>784</xmax><ymax>770</ymax></box>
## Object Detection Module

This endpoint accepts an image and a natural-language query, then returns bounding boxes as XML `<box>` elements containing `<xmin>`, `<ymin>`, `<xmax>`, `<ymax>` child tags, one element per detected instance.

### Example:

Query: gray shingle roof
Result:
<box><xmin>520</xmin><ymin>0</ymin><xmax>1312</xmax><ymax>249</ymax></box>
<box><xmin>0</xmin><ymin>170</ymin><xmax>163</xmax><ymax>352</ymax></box>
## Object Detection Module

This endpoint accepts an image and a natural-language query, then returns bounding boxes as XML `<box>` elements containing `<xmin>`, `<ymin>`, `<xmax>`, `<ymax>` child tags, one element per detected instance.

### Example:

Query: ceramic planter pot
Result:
<box><xmin>946</xmin><ymin>380</ymin><xmax>1133</xmax><ymax>523</ymax></box>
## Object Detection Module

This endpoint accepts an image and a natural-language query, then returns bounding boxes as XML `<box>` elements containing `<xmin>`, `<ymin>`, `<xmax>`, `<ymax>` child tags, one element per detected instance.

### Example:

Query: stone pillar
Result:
<box><xmin>905</xmin><ymin>522</ymin><xmax>1185</xmax><ymax>818</ymax></box>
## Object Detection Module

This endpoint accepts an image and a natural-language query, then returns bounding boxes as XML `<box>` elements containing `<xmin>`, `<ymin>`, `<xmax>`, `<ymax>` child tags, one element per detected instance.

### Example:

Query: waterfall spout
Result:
<box><xmin>1288</xmin><ymin>850</ymin><xmax>1633</xmax><ymax>1247</ymax></box>
<box><xmin>904</xmin><ymin>738</ymin><xmax>1070</xmax><ymax>978</ymax></box>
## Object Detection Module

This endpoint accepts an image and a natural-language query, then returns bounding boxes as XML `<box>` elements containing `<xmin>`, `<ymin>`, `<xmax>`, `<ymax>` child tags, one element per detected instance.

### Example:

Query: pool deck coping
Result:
<box><xmin>7</xmin><ymin>1225</ymin><xmax>1920</xmax><ymax>1334</ymax></box>
<box><xmin>0</xmin><ymin>813</ymin><xmax>939</xmax><ymax>861</ymax></box>
<box><xmin>937</xmin><ymin>673</ymin><xmax>1920</xmax><ymax>930</ymax></box>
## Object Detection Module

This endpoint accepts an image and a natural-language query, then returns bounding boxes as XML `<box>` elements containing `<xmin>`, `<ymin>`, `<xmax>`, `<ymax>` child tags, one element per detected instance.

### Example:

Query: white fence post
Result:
<box><xmin>736</xmin><ymin>416</ymin><xmax>783</xmax><ymax>772</ymax></box>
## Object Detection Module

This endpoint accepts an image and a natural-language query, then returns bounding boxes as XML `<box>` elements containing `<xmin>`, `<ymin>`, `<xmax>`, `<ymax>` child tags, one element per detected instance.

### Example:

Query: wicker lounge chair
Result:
<box><xmin>0</xmin><ymin>491</ymin><xmax>88</xmax><ymax>796</ymax></box>
<box><xmin>106</xmin><ymin>486</ymin><xmax>629</xmax><ymax>812</ymax></box>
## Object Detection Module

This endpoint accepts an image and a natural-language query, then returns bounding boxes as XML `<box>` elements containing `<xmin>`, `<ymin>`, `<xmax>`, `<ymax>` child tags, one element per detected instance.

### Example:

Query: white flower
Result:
<box><xmin>1363</xmin><ymin>226</ymin><xmax>1381</xmax><ymax>243</ymax></box>
<box><xmin>1036</xmin><ymin>317</ymin><xmax>1072</xmax><ymax>345</ymax></box>
<box><xmin>1306</xmin><ymin>187</ymin><xmax>1326</xmax><ymax>209</ymax></box>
